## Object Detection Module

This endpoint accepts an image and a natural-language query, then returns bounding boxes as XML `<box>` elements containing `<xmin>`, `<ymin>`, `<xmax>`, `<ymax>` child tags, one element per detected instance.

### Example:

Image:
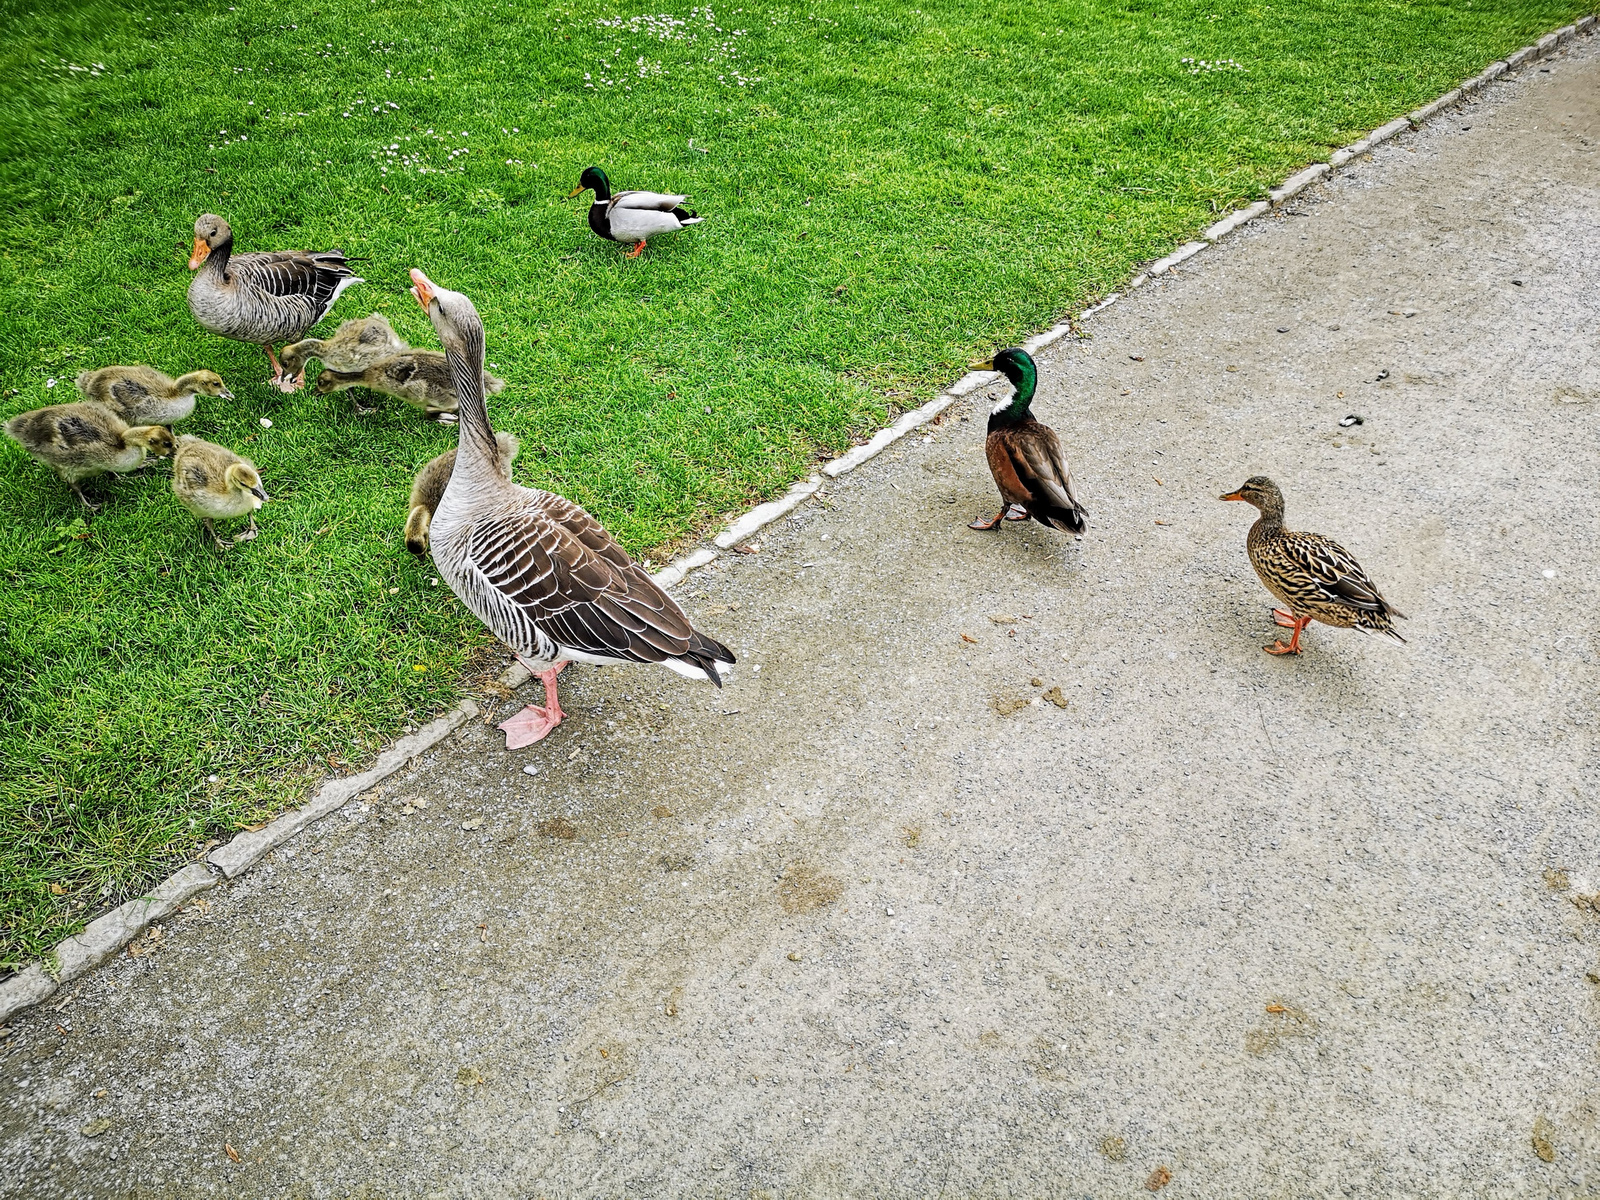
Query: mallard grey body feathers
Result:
<box><xmin>3</xmin><ymin>402</ymin><xmax>175</xmax><ymax>507</ymax></box>
<box><xmin>75</xmin><ymin>365</ymin><xmax>232</xmax><ymax>427</ymax></box>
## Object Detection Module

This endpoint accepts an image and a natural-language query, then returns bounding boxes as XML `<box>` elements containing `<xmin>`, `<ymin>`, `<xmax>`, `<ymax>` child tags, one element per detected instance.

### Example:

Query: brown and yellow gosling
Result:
<box><xmin>3</xmin><ymin>402</ymin><xmax>175</xmax><ymax>508</ymax></box>
<box><xmin>75</xmin><ymin>365</ymin><xmax>232</xmax><ymax>427</ymax></box>
<box><xmin>1221</xmin><ymin>475</ymin><xmax>1405</xmax><ymax>655</ymax></box>
<box><xmin>405</xmin><ymin>431</ymin><xmax>520</xmax><ymax>555</ymax></box>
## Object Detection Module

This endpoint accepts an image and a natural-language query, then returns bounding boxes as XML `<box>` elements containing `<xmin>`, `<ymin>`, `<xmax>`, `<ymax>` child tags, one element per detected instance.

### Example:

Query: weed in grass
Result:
<box><xmin>0</xmin><ymin>0</ymin><xmax>1586</xmax><ymax>963</ymax></box>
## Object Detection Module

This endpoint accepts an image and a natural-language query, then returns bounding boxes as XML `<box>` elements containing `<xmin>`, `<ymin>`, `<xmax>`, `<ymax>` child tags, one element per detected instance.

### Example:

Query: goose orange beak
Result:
<box><xmin>1220</xmin><ymin>490</ymin><xmax>1245</xmax><ymax>501</ymax></box>
<box><xmin>187</xmin><ymin>236</ymin><xmax>209</xmax><ymax>270</ymax></box>
<box><xmin>409</xmin><ymin>268</ymin><xmax>436</xmax><ymax>312</ymax></box>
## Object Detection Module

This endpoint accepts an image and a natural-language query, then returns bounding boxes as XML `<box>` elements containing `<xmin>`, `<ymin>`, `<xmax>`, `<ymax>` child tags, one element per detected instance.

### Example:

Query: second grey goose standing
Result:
<box><xmin>409</xmin><ymin>268</ymin><xmax>734</xmax><ymax>749</ymax></box>
<box><xmin>186</xmin><ymin>214</ymin><xmax>363</xmax><ymax>393</ymax></box>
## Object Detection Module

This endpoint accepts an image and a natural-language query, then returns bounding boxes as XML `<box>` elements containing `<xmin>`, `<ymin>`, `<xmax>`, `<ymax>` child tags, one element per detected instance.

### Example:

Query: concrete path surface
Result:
<box><xmin>4</xmin><ymin>42</ymin><xmax>1600</xmax><ymax>1200</ymax></box>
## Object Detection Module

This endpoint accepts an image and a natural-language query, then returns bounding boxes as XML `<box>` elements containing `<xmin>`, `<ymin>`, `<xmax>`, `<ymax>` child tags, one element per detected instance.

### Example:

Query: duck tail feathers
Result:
<box><xmin>673</xmin><ymin>207</ymin><xmax>702</xmax><ymax>224</ymax></box>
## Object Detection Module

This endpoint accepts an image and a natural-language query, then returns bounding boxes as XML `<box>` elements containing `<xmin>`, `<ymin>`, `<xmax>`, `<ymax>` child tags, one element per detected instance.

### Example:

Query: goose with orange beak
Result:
<box><xmin>409</xmin><ymin>268</ymin><xmax>734</xmax><ymax>748</ymax></box>
<box><xmin>186</xmin><ymin>214</ymin><xmax>363</xmax><ymax>392</ymax></box>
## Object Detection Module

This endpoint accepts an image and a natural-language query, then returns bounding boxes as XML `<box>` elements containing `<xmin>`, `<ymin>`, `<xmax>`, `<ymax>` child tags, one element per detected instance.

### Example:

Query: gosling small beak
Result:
<box><xmin>187</xmin><ymin>236</ymin><xmax>210</xmax><ymax>270</ymax></box>
<box><xmin>568</xmin><ymin>186</ymin><xmax>588</xmax><ymax>198</ymax></box>
<box><xmin>409</xmin><ymin>267</ymin><xmax>435</xmax><ymax>312</ymax></box>
<box><xmin>1220</xmin><ymin>490</ymin><xmax>1245</xmax><ymax>502</ymax></box>
<box><xmin>249</xmin><ymin>486</ymin><xmax>268</xmax><ymax>503</ymax></box>
<box><xmin>219</xmin><ymin>388</ymin><xmax>234</xmax><ymax>400</ymax></box>
<box><xmin>969</xmin><ymin>357</ymin><xmax>995</xmax><ymax>371</ymax></box>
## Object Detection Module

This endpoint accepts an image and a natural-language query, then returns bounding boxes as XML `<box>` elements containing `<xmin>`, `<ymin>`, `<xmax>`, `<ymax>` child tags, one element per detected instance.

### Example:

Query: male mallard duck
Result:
<box><xmin>410</xmin><ymin>268</ymin><xmax>734</xmax><ymax>748</ymax></box>
<box><xmin>172</xmin><ymin>435</ymin><xmax>268</xmax><ymax>548</ymax></box>
<box><xmin>314</xmin><ymin>350</ymin><xmax>505</xmax><ymax>420</ymax></box>
<box><xmin>405</xmin><ymin>432</ymin><xmax>520</xmax><ymax>556</ymax></box>
<box><xmin>3</xmin><ymin>402</ymin><xmax>175</xmax><ymax>508</ymax></box>
<box><xmin>75</xmin><ymin>365</ymin><xmax>232</xmax><ymax>427</ymax></box>
<box><xmin>280</xmin><ymin>313</ymin><xmax>407</xmax><ymax>382</ymax></box>
<box><xmin>569</xmin><ymin>166</ymin><xmax>702</xmax><ymax>259</ymax></box>
<box><xmin>186</xmin><ymin>213</ymin><xmax>363</xmax><ymax>392</ymax></box>
<box><xmin>967</xmin><ymin>348</ymin><xmax>1087</xmax><ymax>534</ymax></box>
<box><xmin>1220</xmin><ymin>475</ymin><xmax>1406</xmax><ymax>655</ymax></box>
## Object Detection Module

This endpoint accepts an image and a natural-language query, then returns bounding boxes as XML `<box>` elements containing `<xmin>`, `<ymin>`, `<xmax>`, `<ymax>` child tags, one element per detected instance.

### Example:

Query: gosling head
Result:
<box><xmin>175</xmin><ymin>370</ymin><xmax>232</xmax><ymax>400</ymax></box>
<box><xmin>189</xmin><ymin>214</ymin><xmax>231</xmax><ymax>270</ymax></box>
<box><xmin>127</xmin><ymin>426</ymin><xmax>177</xmax><ymax>458</ymax></box>
<box><xmin>224</xmin><ymin>462</ymin><xmax>269</xmax><ymax>509</ymax></box>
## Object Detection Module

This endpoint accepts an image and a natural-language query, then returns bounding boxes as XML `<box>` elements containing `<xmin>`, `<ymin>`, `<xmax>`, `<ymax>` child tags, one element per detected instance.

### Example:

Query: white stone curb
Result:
<box><xmin>2</xmin><ymin>15</ymin><xmax>1591</xmax><ymax>1027</ymax></box>
<box><xmin>209</xmin><ymin>699</ymin><xmax>480</xmax><ymax>878</ymax></box>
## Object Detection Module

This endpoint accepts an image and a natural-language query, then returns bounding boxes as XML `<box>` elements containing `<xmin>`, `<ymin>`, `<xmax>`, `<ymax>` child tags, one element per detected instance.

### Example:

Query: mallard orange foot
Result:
<box><xmin>969</xmin><ymin>509</ymin><xmax>1007</xmax><ymax>531</ymax></box>
<box><xmin>499</xmin><ymin>661</ymin><xmax>569</xmax><ymax>748</ymax></box>
<box><xmin>1264</xmin><ymin>616</ymin><xmax>1311</xmax><ymax>655</ymax></box>
<box><xmin>1004</xmin><ymin>505</ymin><xmax>1029</xmax><ymax>521</ymax></box>
<box><xmin>626</xmin><ymin>240</ymin><xmax>647</xmax><ymax>259</ymax></box>
<box><xmin>1272</xmin><ymin>607</ymin><xmax>1299</xmax><ymax>628</ymax></box>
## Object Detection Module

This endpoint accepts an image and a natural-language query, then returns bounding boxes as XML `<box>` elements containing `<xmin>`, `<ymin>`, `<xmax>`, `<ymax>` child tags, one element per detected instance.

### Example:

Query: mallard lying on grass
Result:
<box><xmin>406</xmin><ymin>432</ymin><xmax>520</xmax><ymax>556</ymax></box>
<box><xmin>569</xmin><ymin>166</ymin><xmax>702</xmax><ymax>259</ymax></box>
<box><xmin>172</xmin><ymin>435</ymin><xmax>268</xmax><ymax>549</ymax></box>
<box><xmin>3</xmin><ymin>402</ymin><xmax>175</xmax><ymax>508</ymax></box>
<box><xmin>75</xmin><ymin>365</ymin><xmax>232</xmax><ymax>427</ymax></box>
<box><xmin>186</xmin><ymin>213</ymin><xmax>363</xmax><ymax>392</ymax></box>
<box><xmin>968</xmin><ymin>348</ymin><xmax>1087</xmax><ymax>534</ymax></box>
<box><xmin>314</xmin><ymin>351</ymin><xmax>505</xmax><ymax>420</ymax></box>
<box><xmin>410</xmin><ymin>267</ymin><xmax>733</xmax><ymax>749</ymax></box>
<box><xmin>280</xmin><ymin>313</ymin><xmax>407</xmax><ymax>382</ymax></box>
<box><xmin>1221</xmin><ymin>475</ymin><xmax>1406</xmax><ymax>655</ymax></box>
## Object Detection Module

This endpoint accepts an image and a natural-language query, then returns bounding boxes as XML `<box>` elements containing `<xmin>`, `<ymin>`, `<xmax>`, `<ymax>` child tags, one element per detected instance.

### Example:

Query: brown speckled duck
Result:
<box><xmin>968</xmin><ymin>348</ymin><xmax>1087</xmax><ymax>534</ymax></box>
<box><xmin>1221</xmin><ymin>475</ymin><xmax>1406</xmax><ymax>655</ymax></box>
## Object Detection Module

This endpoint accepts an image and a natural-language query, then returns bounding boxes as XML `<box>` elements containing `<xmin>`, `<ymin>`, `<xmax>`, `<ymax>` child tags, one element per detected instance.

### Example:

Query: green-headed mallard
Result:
<box><xmin>967</xmin><ymin>348</ymin><xmax>1087</xmax><ymax>534</ymax></box>
<box><xmin>75</xmin><ymin>365</ymin><xmax>232</xmax><ymax>427</ymax></box>
<box><xmin>409</xmin><ymin>268</ymin><xmax>733</xmax><ymax>749</ymax></box>
<box><xmin>1220</xmin><ymin>475</ymin><xmax>1406</xmax><ymax>655</ymax></box>
<box><xmin>3</xmin><ymin>401</ymin><xmax>175</xmax><ymax>508</ymax></box>
<box><xmin>569</xmin><ymin>166</ymin><xmax>702</xmax><ymax>259</ymax></box>
<box><xmin>172</xmin><ymin>435</ymin><xmax>268</xmax><ymax>548</ymax></box>
<box><xmin>186</xmin><ymin>213</ymin><xmax>363</xmax><ymax>392</ymax></box>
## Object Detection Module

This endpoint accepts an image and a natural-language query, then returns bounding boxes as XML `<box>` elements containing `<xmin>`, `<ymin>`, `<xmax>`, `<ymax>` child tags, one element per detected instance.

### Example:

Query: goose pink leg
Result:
<box><xmin>499</xmin><ymin>660</ymin><xmax>568</xmax><ymax>749</ymax></box>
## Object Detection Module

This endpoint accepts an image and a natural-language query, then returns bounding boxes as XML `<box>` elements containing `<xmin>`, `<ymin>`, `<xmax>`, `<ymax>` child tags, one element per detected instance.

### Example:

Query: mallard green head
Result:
<box><xmin>970</xmin><ymin>347</ymin><xmax>1037</xmax><ymax>422</ymax></box>
<box><xmin>569</xmin><ymin>166</ymin><xmax>611</xmax><ymax>201</ymax></box>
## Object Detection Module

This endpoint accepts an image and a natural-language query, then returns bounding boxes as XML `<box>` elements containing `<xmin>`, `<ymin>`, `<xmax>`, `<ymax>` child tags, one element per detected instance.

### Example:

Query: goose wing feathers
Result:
<box><xmin>1279</xmin><ymin>532</ymin><xmax>1402</xmax><ymax>617</ymax></box>
<box><xmin>233</xmin><ymin>250</ymin><xmax>357</xmax><ymax>323</ymax></box>
<box><xmin>454</xmin><ymin>491</ymin><xmax>703</xmax><ymax>667</ymax></box>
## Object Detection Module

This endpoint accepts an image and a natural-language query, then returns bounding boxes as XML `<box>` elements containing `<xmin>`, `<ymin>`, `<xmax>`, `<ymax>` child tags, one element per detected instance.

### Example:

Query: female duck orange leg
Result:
<box><xmin>1265</xmin><ymin>616</ymin><xmax>1312</xmax><ymax>656</ymax></box>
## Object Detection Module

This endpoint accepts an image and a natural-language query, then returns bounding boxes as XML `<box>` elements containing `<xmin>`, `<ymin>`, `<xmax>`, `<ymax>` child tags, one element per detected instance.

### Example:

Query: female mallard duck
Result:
<box><xmin>405</xmin><ymin>432</ymin><xmax>520</xmax><ymax>556</ymax></box>
<box><xmin>172</xmin><ymin>435</ymin><xmax>268</xmax><ymax>548</ymax></box>
<box><xmin>569</xmin><ymin>166</ymin><xmax>702</xmax><ymax>259</ymax></box>
<box><xmin>75</xmin><ymin>365</ymin><xmax>232</xmax><ymax>427</ymax></box>
<box><xmin>3</xmin><ymin>402</ymin><xmax>175</xmax><ymax>508</ymax></box>
<box><xmin>314</xmin><ymin>350</ymin><xmax>506</xmax><ymax>420</ymax></box>
<box><xmin>186</xmin><ymin>213</ymin><xmax>363</xmax><ymax>392</ymax></box>
<box><xmin>280</xmin><ymin>313</ymin><xmax>407</xmax><ymax>382</ymax></box>
<box><xmin>1220</xmin><ymin>475</ymin><xmax>1406</xmax><ymax>655</ymax></box>
<box><xmin>409</xmin><ymin>268</ymin><xmax>734</xmax><ymax>748</ymax></box>
<box><xmin>967</xmin><ymin>348</ymin><xmax>1087</xmax><ymax>534</ymax></box>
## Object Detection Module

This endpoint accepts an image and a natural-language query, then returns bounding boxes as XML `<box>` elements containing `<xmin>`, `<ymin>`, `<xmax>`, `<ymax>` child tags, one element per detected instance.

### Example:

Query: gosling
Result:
<box><xmin>279</xmin><ymin>313</ymin><xmax>408</xmax><ymax>385</ymax></box>
<box><xmin>172</xmin><ymin>435</ymin><xmax>268</xmax><ymax>548</ymax></box>
<box><xmin>76</xmin><ymin>365</ymin><xmax>232</xmax><ymax>427</ymax></box>
<box><xmin>315</xmin><ymin>350</ymin><xmax>506</xmax><ymax>420</ymax></box>
<box><xmin>3</xmin><ymin>401</ymin><xmax>175</xmax><ymax>508</ymax></box>
<box><xmin>405</xmin><ymin>431</ymin><xmax>520</xmax><ymax>556</ymax></box>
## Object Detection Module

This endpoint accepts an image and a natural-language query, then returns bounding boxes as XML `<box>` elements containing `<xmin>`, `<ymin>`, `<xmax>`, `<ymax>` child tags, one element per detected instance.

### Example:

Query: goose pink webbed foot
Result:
<box><xmin>499</xmin><ymin>661</ymin><xmax>568</xmax><ymax>749</ymax></box>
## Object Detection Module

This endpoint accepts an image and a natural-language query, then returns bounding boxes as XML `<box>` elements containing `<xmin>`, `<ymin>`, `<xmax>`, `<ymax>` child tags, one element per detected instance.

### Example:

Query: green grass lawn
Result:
<box><xmin>0</xmin><ymin>0</ymin><xmax>1586</xmax><ymax>964</ymax></box>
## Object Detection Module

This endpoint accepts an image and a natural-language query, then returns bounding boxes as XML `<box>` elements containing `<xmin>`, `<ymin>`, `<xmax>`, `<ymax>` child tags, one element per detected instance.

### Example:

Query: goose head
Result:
<box><xmin>409</xmin><ymin>269</ymin><xmax>484</xmax><ymax>361</ymax></box>
<box><xmin>127</xmin><ymin>426</ymin><xmax>178</xmax><ymax>458</ymax></box>
<box><xmin>189</xmin><ymin>214</ymin><xmax>232</xmax><ymax>270</ymax></box>
<box><xmin>223</xmin><ymin>461</ymin><xmax>269</xmax><ymax>508</ymax></box>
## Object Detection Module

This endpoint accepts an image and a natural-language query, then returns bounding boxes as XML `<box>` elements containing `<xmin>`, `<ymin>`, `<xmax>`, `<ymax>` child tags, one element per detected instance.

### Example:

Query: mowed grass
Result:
<box><xmin>0</xmin><ymin>0</ymin><xmax>1585</xmax><ymax>963</ymax></box>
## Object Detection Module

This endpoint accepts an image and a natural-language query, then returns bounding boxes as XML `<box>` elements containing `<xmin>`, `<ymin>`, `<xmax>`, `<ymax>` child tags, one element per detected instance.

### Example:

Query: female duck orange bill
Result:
<box><xmin>408</xmin><ymin>268</ymin><xmax>734</xmax><ymax>749</ymax></box>
<box><xmin>968</xmin><ymin>348</ymin><xmax>1087</xmax><ymax>534</ymax></box>
<box><xmin>1221</xmin><ymin>475</ymin><xmax>1406</xmax><ymax>655</ymax></box>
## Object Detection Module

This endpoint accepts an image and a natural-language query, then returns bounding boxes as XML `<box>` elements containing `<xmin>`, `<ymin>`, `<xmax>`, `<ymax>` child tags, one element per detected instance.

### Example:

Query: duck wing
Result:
<box><xmin>991</xmin><ymin>422</ymin><xmax>1087</xmax><ymax>531</ymax></box>
<box><xmin>606</xmin><ymin>191</ymin><xmax>699</xmax><ymax>242</ymax></box>
<box><xmin>1280</xmin><ymin>532</ymin><xmax>1404</xmax><ymax>619</ymax></box>
<box><xmin>448</xmin><ymin>490</ymin><xmax>731</xmax><ymax>679</ymax></box>
<box><xmin>610</xmin><ymin>189</ymin><xmax>692</xmax><ymax>212</ymax></box>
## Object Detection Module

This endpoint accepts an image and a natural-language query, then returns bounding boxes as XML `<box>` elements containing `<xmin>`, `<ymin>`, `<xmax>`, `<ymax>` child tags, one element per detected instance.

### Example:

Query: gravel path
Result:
<box><xmin>4</xmin><ymin>41</ymin><xmax>1599</xmax><ymax>1200</ymax></box>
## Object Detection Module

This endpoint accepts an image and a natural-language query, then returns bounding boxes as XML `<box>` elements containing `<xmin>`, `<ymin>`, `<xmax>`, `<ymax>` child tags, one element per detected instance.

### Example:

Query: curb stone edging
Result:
<box><xmin>0</xmin><ymin>16</ymin><xmax>1591</xmax><ymax>1027</ymax></box>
